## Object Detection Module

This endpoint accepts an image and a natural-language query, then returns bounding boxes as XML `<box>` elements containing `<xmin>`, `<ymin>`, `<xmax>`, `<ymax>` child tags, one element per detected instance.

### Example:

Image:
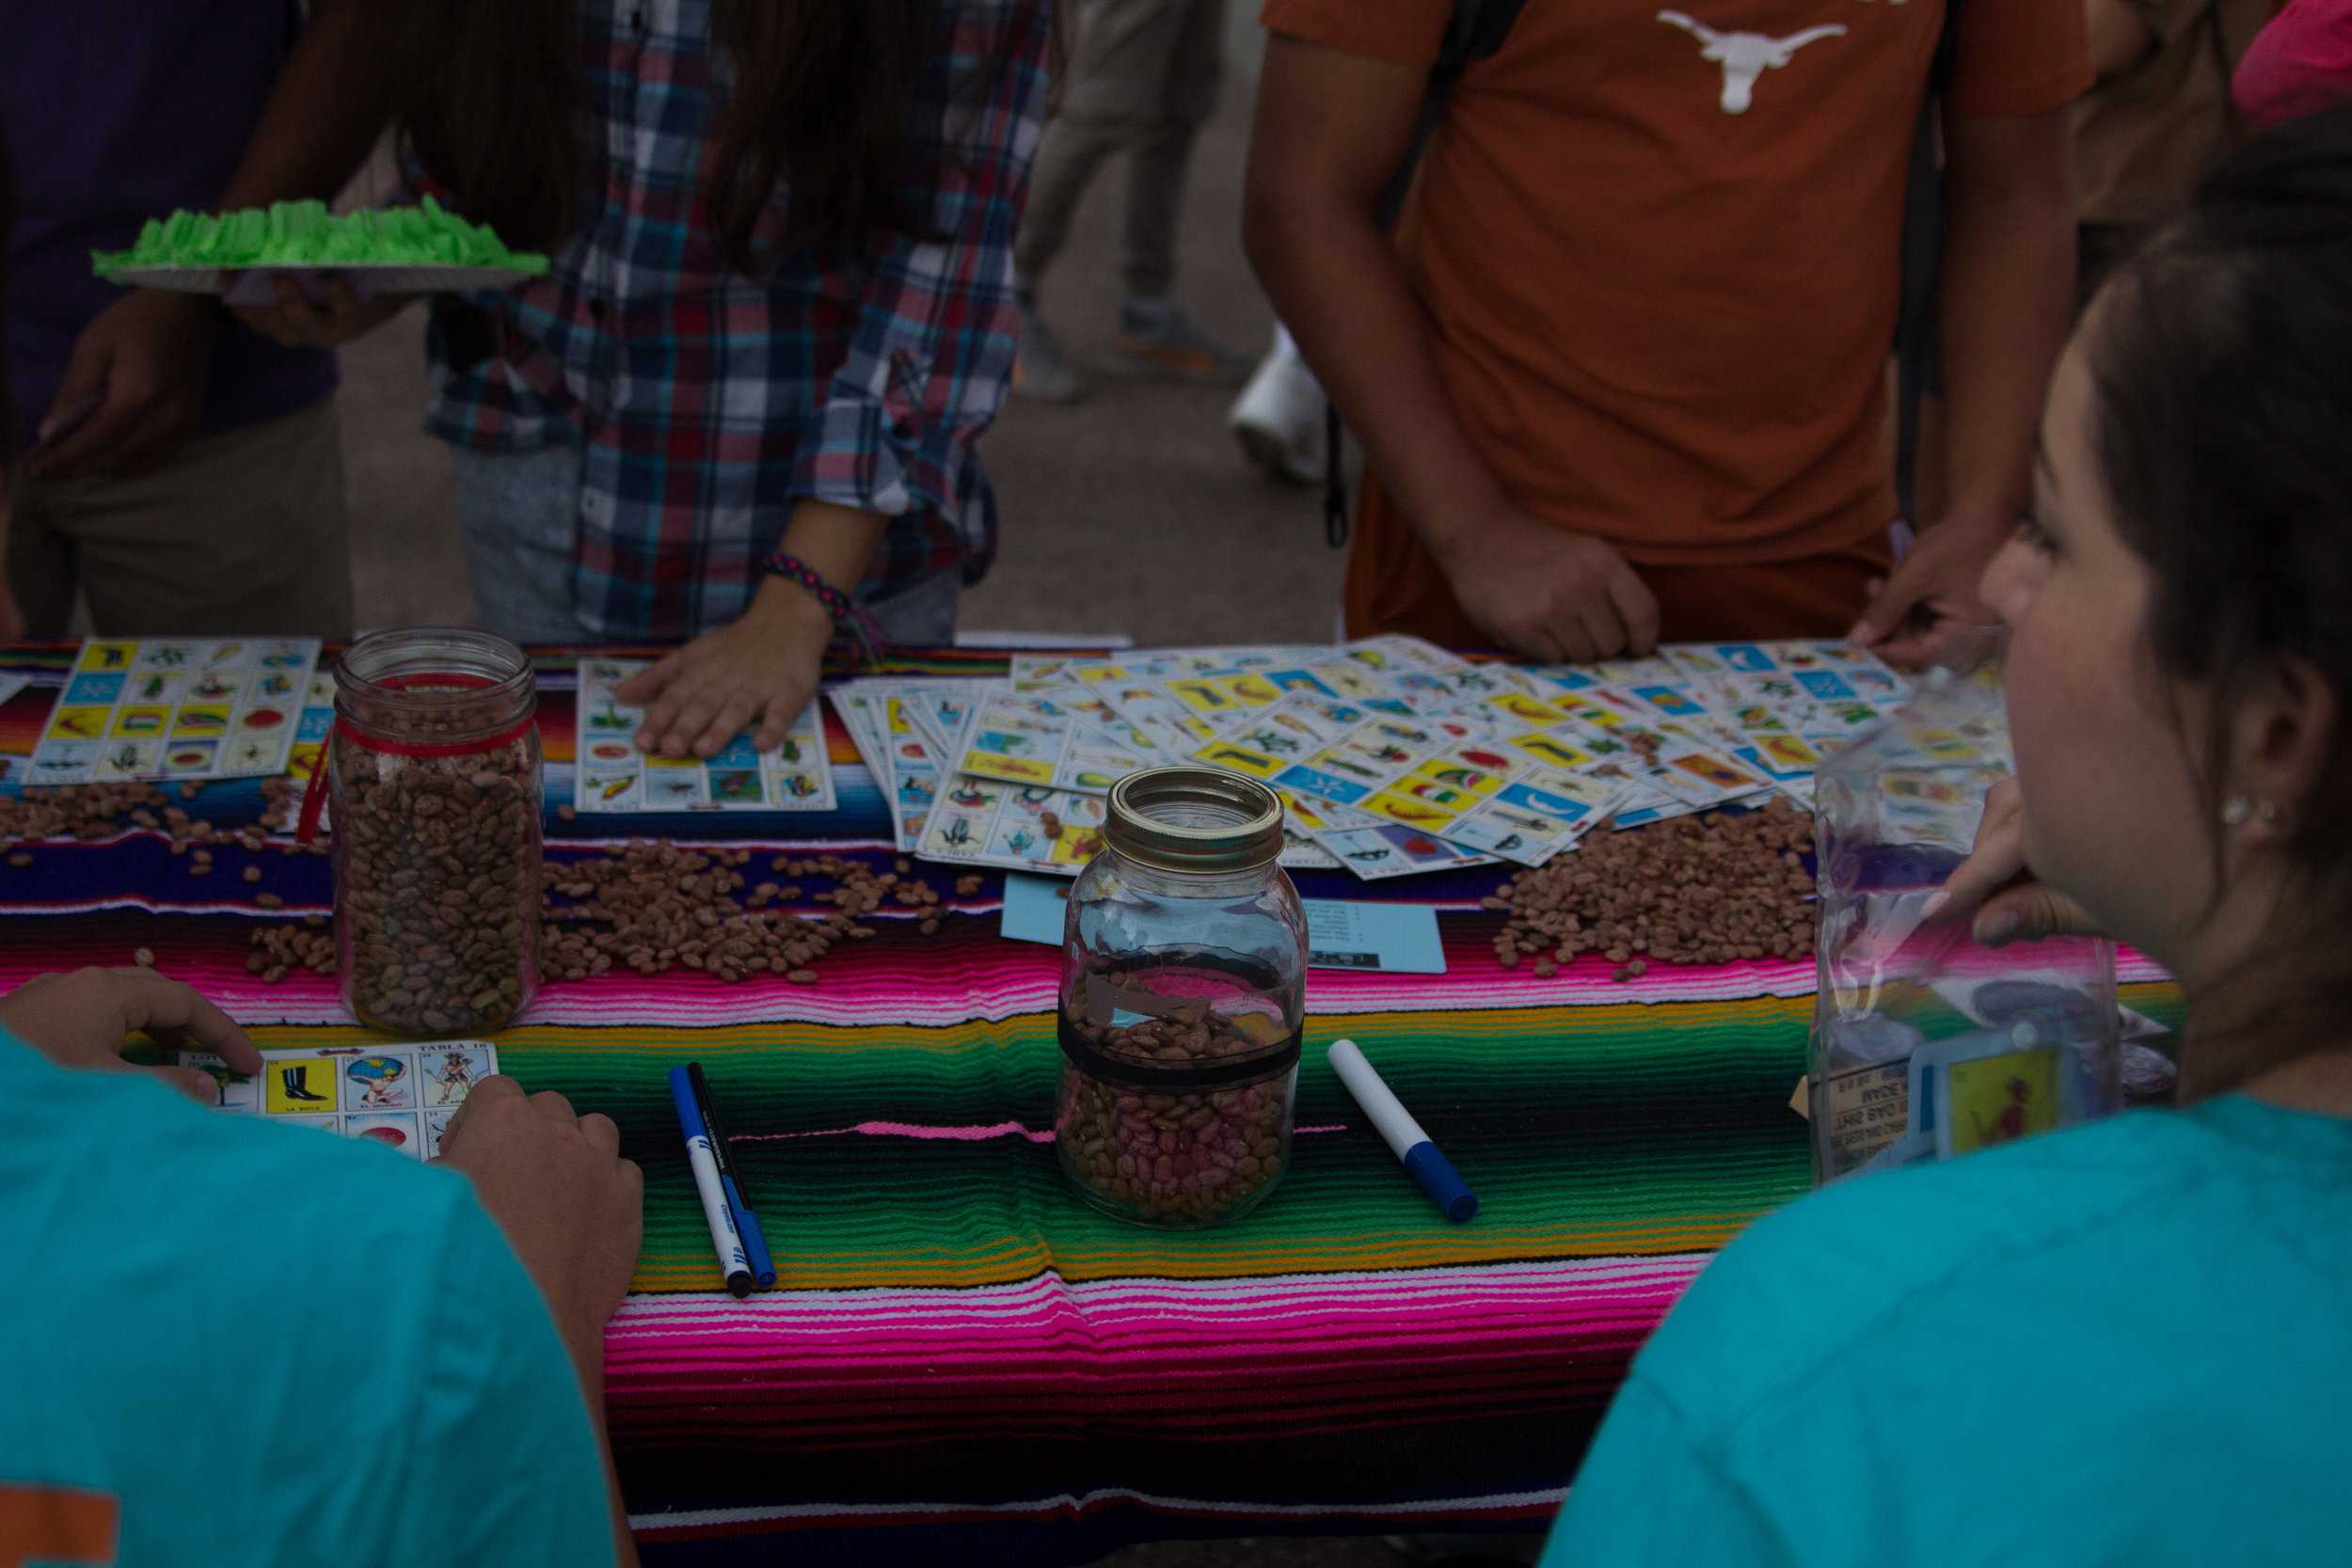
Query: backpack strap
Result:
<box><xmin>1324</xmin><ymin>0</ymin><xmax>1528</xmax><ymax>548</ymax></box>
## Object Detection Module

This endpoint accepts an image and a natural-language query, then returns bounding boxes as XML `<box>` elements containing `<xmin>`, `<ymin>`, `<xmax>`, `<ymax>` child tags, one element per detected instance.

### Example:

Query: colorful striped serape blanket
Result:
<box><xmin>0</xmin><ymin>644</ymin><xmax>2181</xmax><ymax>1566</ymax></box>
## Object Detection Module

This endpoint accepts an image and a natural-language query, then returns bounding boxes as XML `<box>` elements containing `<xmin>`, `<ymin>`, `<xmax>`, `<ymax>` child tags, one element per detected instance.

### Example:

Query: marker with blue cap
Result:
<box><xmin>1327</xmin><ymin>1037</ymin><xmax>1479</xmax><ymax>1223</ymax></box>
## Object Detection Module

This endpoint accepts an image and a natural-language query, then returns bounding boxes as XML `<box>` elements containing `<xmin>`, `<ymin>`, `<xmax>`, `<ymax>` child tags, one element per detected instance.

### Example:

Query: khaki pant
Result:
<box><xmin>1014</xmin><ymin>0</ymin><xmax>1227</xmax><ymax>300</ymax></box>
<box><xmin>6</xmin><ymin>400</ymin><xmax>354</xmax><ymax>639</ymax></box>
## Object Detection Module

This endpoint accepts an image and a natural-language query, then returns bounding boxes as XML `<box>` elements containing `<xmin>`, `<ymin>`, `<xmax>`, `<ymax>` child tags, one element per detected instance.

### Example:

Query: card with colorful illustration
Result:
<box><xmin>0</xmin><ymin>673</ymin><xmax>27</xmax><ymax>712</ymax></box>
<box><xmin>571</xmin><ymin>659</ymin><xmax>834</xmax><ymax>815</ymax></box>
<box><xmin>278</xmin><ymin>673</ymin><xmax>336</xmax><ymax>803</ymax></box>
<box><xmin>919</xmin><ymin>774</ymin><xmax>1112</xmax><ymax>874</ymax></box>
<box><xmin>952</xmin><ymin>686</ymin><xmax>1164</xmax><ymax>794</ymax></box>
<box><xmin>179</xmin><ymin>1042</ymin><xmax>498</xmax><ymax>1160</ymax></box>
<box><xmin>1254</xmin><ymin>709</ymin><xmax>1633</xmax><ymax>866</ymax></box>
<box><xmin>27</xmin><ymin>639</ymin><xmax>320</xmax><ymax>785</ymax></box>
<box><xmin>830</xmin><ymin>684</ymin><xmax>933</xmax><ymax>853</ymax></box>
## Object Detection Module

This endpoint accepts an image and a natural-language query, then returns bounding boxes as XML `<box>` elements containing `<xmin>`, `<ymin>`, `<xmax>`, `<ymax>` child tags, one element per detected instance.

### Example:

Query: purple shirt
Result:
<box><xmin>2</xmin><ymin>0</ymin><xmax>337</xmax><ymax>457</ymax></box>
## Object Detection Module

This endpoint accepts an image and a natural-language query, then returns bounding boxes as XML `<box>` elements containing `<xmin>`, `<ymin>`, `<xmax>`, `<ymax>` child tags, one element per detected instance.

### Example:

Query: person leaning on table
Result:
<box><xmin>0</xmin><ymin>968</ymin><xmax>644</xmax><ymax>1567</ymax></box>
<box><xmin>1542</xmin><ymin>108</ymin><xmax>2352</xmax><ymax>1566</ymax></box>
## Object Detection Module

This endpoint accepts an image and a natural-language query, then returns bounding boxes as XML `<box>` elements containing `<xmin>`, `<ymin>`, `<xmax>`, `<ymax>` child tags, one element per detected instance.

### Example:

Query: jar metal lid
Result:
<box><xmin>1104</xmin><ymin>767</ymin><xmax>1286</xmax><ymax>874</ymax></box>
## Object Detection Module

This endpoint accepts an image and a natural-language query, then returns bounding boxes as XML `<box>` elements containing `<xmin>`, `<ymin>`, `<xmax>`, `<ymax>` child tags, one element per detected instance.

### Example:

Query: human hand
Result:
<box><xmin>0</xmin><ymin>565</ymin><xmax>23</xmax><ymax>641</ymax></box>
<box><xmin>616</xmin><ymin>580</ymin><xmax>832</xmax><ymax>758</ymax></box>
<box><xmin>229</xmin><ymin>273</ymin><xmax>412</xmax><ymax>350</ymax></box>
<box><xmin>1852</xmin><ymin>511</ymin><xmax>2010</xmax><ymax>668</ymax></box>
<box><xmin>436</xmin><ymin>1075</ymin><xmax>644</xmax><ymax>1360</ymax></box>
<box><xmin>25</xmin><ymin>291</ymin><xmax>220</xmax><ymax>481</ymax></box>
<box><xmin>1924</xmin><ymin>779</ymin><xmax>2104</xmax><ymax>947</ymax></box>
<box><xmin>1437</xmin><ymin>507</ymin><xmax>1660</xmax><ymax>663</ymax></box>
<box><xmin>0</xmin><ymin>966</ymin><xmax>262</xmax><ymax>1103</ymax></box>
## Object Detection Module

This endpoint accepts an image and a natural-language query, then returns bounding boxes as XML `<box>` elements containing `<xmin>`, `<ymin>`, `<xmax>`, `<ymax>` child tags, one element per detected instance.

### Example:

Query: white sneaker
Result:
<box><xmin>1228</xmin><ymin>328</ymin><xmax>1327</xmax><ymax>486</ymax></box>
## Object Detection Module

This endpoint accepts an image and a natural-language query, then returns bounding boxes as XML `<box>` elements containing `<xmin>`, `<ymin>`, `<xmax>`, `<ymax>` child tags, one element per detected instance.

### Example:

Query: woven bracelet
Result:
<box><xmin>764</xmin><ymin>551</ymin><xmax>883</xmax><ymax>670</ymax></box>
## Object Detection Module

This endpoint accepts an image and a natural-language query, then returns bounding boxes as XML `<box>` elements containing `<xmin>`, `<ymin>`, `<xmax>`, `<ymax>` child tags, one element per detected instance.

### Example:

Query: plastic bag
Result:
<box><xmin>1808</xmin><ymin>646</ymin><xmax>2122</xmax><ymax>1182</ymax></box>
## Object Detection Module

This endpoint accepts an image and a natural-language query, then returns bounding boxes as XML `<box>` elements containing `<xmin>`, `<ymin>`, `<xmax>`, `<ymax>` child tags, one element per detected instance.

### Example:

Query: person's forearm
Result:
<box><xmin>775</xmin><ymin>499</ymin><xmax>891</xmax><ymax>591</ymax></box>
<box><xmin>734</xmin><ymin>499</ymin><xmax>894</xmax><ymax>640</ymax></box>
<box><xmin>570</xmin><ymin>1343</ymin><xmax>644</xmax><ymax>1568</ymax></box>
<box><xmin>216</xmin><ymin>0</ymin><xmax>397</xmax><ymax>211</ymax></box>
<box><xmin>1245</xmin><ymin>189</ymin><xmax>1508</xmax><ymax>563</ymax></box>
<box><xmin>1932</xmin><ymin>115</ymin><xmax>2077</xmax><ymax>538</ymax></box>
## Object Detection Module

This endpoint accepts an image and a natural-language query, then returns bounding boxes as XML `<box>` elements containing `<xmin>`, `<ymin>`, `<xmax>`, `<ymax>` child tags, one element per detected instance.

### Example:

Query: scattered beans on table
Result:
<box><xmin>1484</xmin><ymin>799</ymin><xmax>1817</xmax><ymax>975</ymax></box>
<box><xmin>538</xmin><ymin>846</ymin><xmax>948</xmax><ymax>985</ymax></box>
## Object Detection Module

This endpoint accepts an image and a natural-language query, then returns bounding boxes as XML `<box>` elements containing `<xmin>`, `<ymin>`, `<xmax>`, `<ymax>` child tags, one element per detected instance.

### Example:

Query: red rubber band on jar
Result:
<box><xmin>294</xmin><ymin>672</ymin><xmax>539</xmax><ymax>845</ymax></box>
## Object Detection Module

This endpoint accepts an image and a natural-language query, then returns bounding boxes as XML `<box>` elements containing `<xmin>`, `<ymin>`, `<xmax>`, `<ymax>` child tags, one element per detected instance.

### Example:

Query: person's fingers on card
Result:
<box><xmin>1571</xmin><ymin>594</ymin><xmax>1626</xmax><ymax>662</ymax></box>
<box><xmin>113</xmin><ymin>970</ymin><xmax>262</xmax><ymax>1075</ymax></box>
<box><xmin>150</xmin><ymin>1063</ymin><xmax>227</xmax><ymax>1106</ymax></box>
<box><xmin>619</xmin><ymin>657</ymin><xmax>684</xmax><ymax>746</ymax></box>
<box><xmin>1558</xmin><ymin>615</ymin><xmax>1599</xmax><ymax>665</ymax></box>
<box><xmin>437</xmin><ymin>1073</ymin><xmax>516</xmax><ymax>1151</ymax></box>
<box><xmin>752</xmin><ymin>693</ymin><xmax>800</xmax><ymax>752</ymax></box>
<box><xmin>0</xmin><ymin>571</ymin><xmax>26</xmax><ymax>642</ymax></box>
<box><xmin>695</xmin><ymin>689</ymin><xmax>760</xmax><ymax>757</ymax></box>
<box><xmin>1608</xmin><ymin>564</ymin><xmax>1662</xmax><ymax>657</ymax></box>
<box><xmin>652</xmin><ymin>685</ymin><xmax>723</xmax><ymax>758</ymax></box>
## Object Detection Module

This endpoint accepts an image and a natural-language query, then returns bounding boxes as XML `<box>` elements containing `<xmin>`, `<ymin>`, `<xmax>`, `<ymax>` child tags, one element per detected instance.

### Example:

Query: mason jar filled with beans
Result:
<box><xmin>1056</xmin><ymin>768</ymin><xmax>1308</xmax><ymax>1228</ymax></box>
<box><xmin>330</xmin><ymin>629</ymin><xmax>542</xmax><ymax>1036</ymax></box>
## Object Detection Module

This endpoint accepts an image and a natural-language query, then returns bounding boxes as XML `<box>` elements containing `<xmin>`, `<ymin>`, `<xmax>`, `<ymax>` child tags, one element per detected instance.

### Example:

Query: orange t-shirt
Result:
<box><xmin>1262</xmin><ymin>0</ymin><xmax>2091</xmax><ymax>641</ymax></box>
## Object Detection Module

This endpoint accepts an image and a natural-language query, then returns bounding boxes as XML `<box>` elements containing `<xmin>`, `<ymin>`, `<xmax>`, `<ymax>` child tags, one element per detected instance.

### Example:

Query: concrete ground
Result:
<box><xmin>332</xmin><ymin>25</ymin><xmax>1479</xmax><ymax>1568</ymax></box>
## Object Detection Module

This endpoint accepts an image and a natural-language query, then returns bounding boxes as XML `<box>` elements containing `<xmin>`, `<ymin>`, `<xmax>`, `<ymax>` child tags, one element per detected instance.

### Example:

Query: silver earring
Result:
<box><xmin>2221</xmin><ymin>796</ymin><xmax>2254</xmax><ymax>827</ymax></box>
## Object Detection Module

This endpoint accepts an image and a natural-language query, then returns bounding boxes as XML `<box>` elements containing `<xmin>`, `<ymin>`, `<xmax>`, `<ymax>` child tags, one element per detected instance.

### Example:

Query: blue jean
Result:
<box><xmin>446</xmin><ymin>444</ymin><xmax>961</xmax><ymax>646</ymax></box>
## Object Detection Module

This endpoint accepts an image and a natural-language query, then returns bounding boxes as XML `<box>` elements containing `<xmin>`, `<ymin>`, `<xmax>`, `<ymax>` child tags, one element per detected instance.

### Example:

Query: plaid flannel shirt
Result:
<box><xmin>418</xmin><ymin>0</ymin><xmax>1050</xmax><ymax>638</ymax></box>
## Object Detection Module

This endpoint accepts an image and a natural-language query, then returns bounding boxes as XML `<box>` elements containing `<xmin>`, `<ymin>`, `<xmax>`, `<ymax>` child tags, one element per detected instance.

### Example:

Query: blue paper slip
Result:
<box><xmin>1000</xmin><ymin>873</ymin><xmax>1074</xmax><ymax>946</ymax></box>
<box><xmin>998</xmin><ymin>875</ymin><xmax>1447</xmax><ymax>974</ymax></box>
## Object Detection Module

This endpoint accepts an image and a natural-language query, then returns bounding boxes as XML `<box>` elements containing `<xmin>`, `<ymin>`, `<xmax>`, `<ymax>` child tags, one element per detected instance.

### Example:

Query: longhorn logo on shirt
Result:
<box><xmin>1656</xmin><ymin>10</ymin><xmax>1849</xmax><ymax>114</ymax></box>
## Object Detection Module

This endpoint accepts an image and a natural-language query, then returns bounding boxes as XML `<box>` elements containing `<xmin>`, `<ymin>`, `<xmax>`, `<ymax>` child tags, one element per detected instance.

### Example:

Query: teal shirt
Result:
<box><xmin>0</xmin><ymin>1037</ymin><xmax>616</xmax><ymax>1568</ymax></box>
<box><xmin>1546</xmin><ymin>1096</ymin><xmax>2352</xmax><ymax>1566</ymax></box>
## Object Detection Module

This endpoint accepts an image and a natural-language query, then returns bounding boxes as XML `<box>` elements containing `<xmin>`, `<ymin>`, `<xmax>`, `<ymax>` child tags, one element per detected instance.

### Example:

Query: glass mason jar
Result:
<box><xmin>331</xmin><ymin>629</ymin><xmax>542</xmax><ymax>1036</ymax></box>
<box><xmin>1055</xmin><ymin>768</ymin><xmax>1308</xmax><ymax>1227</ymax></box>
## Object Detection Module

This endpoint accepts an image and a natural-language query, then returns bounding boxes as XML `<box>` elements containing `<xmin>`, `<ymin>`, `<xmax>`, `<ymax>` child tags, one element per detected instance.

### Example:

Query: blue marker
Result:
<box><xmin>688</xmin><ymin>1061</ymin><xmax>775</xmax><ymax>1290</ymax></box>
<box><xmin>1327</xmin><ymin>1037</ymin><xmax>1479</xmax><ymax>1223</ymax></box>
<box><xmin>670</xmin><ymin>1067</ymin><xmax>754</xmax><ymax>1297</ymax></box>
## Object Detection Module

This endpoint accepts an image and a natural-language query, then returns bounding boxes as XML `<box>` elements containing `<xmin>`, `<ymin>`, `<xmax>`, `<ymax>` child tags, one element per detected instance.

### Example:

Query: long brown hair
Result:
<box><xmin>384</xmin><ymin>0</ymin><xmax>1009</xmax><ymax>274</ymax></box>
<box><xmin>2087</xmin><ymin>105</ymin><xmax>2352</xmax><ymax>1098</ymax></box>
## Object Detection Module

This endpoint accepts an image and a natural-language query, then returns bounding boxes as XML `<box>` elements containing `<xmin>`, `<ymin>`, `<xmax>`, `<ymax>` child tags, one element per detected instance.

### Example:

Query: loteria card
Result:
<box><xmin>953</xmin><ymin>686</ymin><xmax>1164</xmax><ymax>795</ymax></box>
<box><xmin>180</xmin><ymin>1042</ymin><xmax>498</xmax><ymax>1160</ymax></box>
<box><xmin>1263</xmin><ymin>709</ymin><xmax>1635</xmax><ymax>866</ymax></box>
<box><xmin>920</xmin><ymin>774</ymin><xmax>1110</xmax><ymax>874</ymax></box>
<box><xmin>831</xmin><ymin>684</ymin><xmax>938</xmax><ymax>853</ymax></box>
<box><xmin>572</xmin><ymin>658</ymin><xmax>834</xmax><ymax>815</ymax></box>
<box><xmin>29</xmin><ymin>638</ymin><xmax>320</xmax><ymax>785</ymax></box>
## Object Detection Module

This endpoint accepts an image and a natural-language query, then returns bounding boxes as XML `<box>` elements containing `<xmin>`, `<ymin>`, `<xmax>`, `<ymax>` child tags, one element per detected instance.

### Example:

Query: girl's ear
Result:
<box><xmin>2224</xmin><ymin>654</ymin><xmax>2341</xmax><ymax>842</ymax></box>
